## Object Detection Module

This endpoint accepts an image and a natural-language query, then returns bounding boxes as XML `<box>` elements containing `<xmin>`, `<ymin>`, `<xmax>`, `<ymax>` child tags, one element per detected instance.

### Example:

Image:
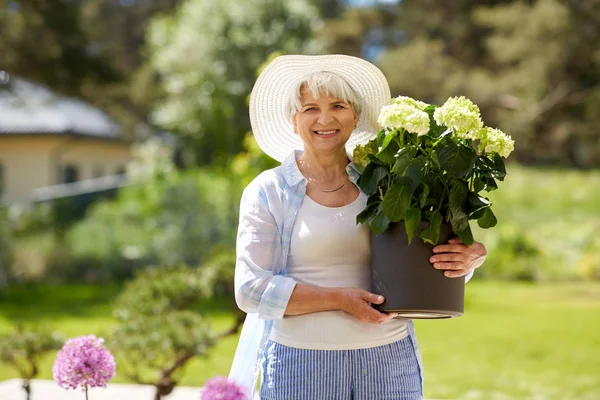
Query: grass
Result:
<box><xmin>415</xmin><ymin>281</ymin><xmax>600</xmax><ymax>400</ymax></box>
<box><xmin>1</xmin><ymin>281</ymin><xmax>599</xmax><ymax>399</ymax></box>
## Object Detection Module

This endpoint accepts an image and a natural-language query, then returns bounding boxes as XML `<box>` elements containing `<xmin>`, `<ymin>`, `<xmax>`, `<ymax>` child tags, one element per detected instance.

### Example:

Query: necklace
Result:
<box><xmin>314</xmin><ymin>181</ymin><xmax>346</xmax><ymax>192</ymax></box>
<box><xmin>298</xmin><ymin>157</ymin><xmax>347</xmax><ymax>193</ymax></box>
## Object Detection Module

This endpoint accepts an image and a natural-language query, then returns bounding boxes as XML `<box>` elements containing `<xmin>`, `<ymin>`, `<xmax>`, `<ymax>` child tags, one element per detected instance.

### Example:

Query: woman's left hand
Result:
<box><xmin>430</xmin><ymin>238</ymin><xmax>487</xmax><ymax>278</ymax></box>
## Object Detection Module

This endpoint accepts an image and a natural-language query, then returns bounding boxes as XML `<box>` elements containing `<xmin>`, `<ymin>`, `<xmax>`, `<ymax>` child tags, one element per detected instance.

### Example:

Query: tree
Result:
<box><xmin>0</xmin><ymin>327</ymin><xmax>63</xmax><ymax>400</ymax></box>
<box><xmin>111</xmin><ymin>266</ymin><xmax>217</xmax><ymax>400</ymax></box>
<box><xmin>376</xmin><ymin>0</ymin><xmax>600</xmax><ymax>167</ymax></box>
<box><xmin>0</xmin><ymin>0</ymin><xmax>120</xmax><ymax>98</ymax></box>
<box><xmin>144</xmin><ymin>0</ymin><xmax>321</xmax><ymax>165</ymax></box>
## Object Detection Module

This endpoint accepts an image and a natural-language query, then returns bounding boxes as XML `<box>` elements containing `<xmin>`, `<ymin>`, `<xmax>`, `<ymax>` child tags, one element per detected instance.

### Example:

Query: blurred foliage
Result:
<box><xmin>2</xmin><ymin>0</ymin><xmax>597</xmax><ymax>167</ymax></box>
<box><xmin>381</xmin><ymin>0</ymin><xmax>600</xmax><ymax>167</ymax></box>
<box><xmin>111</xmin><ymin>266</ymin><xmax>215</xmax><ymax>399</ymax></box>
<box><xmin>143</xmin><ymin>0</ymin><xmax>321</xmax><ymax>165</ymax></box>
<box><xmin>113</xmin><ymin>265</ymin><xmax>214</xmax><ymax>318</ymax></box>
<box><xmin>0</xmin><ymin>0</ymin><xmax>120</xmax><ymax>96</ymax></box>
<box><xmin>60</xmin><ymin>142</ymin><xmax>235</xmax><ymax>281</ymax></box>
<box><xmin>0</xmin><ymin>0</ymin><xmax>183</xmax><ymax>136</ymax></box>
<box><xmin>318</xmin><ymin>0</ymin><xmax>600</xmax><ymax>168</ymax></box>
<box><xmin>0</xmin><ymin>326</ymin><xmax>63</xmax><ymax>400</ymax></box>
<box><xmin>473</xmin><ymin>165</ymin><xmax>600</xmax><ymax>282</ymax></box>
<box><xmin>0</xmin><ymin>206</ymin><xmax>12</xmax><ymax>287</ymax></box>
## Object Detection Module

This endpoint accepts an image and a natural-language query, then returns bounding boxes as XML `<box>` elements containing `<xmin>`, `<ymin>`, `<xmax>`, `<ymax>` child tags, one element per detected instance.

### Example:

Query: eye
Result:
<box><xmin>304</xmin><ymin>107</ymin><xmax>318</xmax><ymax>112</ymax></box>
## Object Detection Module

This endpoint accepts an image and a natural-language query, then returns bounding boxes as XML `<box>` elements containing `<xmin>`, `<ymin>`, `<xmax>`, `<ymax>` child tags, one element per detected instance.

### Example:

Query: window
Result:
<box><xmin>63</xmin><ymin>165</ymin><xmax>79</xmax><ymax>184</ymax></box>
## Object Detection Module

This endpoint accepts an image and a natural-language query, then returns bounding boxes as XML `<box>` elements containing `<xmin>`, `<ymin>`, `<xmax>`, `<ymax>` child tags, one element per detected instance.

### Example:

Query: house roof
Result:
<box><xmin>0</xmin><ymin>75</ymin><xmax>122</xmax><ymax>139</ymax></box>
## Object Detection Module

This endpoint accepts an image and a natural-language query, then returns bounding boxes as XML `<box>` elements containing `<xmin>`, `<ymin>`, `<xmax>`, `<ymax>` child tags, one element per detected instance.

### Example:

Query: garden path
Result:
<box><xmin>0</xmin><ymin>379</ymin><xmax>201</xmax><ymax>400</ymax></box>
<box><xmin>0</xmin><ymin>379</ymin><xmax>448</xmax><ymax>399</ymax></box>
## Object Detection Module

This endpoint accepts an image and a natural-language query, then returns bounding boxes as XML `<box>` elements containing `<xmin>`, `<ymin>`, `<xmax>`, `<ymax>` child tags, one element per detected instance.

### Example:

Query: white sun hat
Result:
<box><xmin>249</xmin><ymin>54</ymin><xmax>391</xmax><ymax>162</ymax></box>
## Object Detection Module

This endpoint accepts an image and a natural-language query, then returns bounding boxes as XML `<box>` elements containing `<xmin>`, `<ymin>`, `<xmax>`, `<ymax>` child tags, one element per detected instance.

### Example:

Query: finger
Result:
<box><xmin>359</xmin><ymin>305</ymin><xmax>388</xmax><ymax>323</ymax></box>
<box><xmin>433</xmin><ymin>262</ymin><xmax>466</xmax><ymax>271</ymax></box>
<box><xmin>433</xmin><ymin>244</ymin><xmax>467</xmax><ymax>254</ymax></box>
<box><xmin>443</xmin><ymin>269</ymin><xmax>470</xmax><ymax>278</ymax></box>
<box><xmin>448</xmin><ymin>237</ymin><xmax>463</xmax><ymax>244</ymax></box>
<box><xmin>362</xmin><ymin>292</ymin><xmax>385</xmax><ymax>304</ymax></box>
<box><xmin>430</xmin><ymin>253</ymin><xmax>465</xmax><ymax>263</ymax></box>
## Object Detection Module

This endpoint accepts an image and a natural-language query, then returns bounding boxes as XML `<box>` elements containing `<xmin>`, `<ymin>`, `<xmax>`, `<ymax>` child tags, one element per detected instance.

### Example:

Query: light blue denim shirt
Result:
<box><xmin>228</xmin><ymin>150</ymin><xmax>424</xmax><ymax>396</ymax></box>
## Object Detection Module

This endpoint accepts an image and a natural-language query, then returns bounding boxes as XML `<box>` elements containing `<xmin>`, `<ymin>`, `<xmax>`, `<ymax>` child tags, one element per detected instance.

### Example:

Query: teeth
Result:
<box><xmin>316</xmin><ymin>130</ymin><xmax>337</xmax><ymax>135</ymax></box>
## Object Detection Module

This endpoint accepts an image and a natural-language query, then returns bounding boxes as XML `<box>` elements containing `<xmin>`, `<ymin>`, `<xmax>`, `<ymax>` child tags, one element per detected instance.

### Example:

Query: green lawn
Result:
<box><xmin>1</xmin><ymin>281</ymin><xmax>599</xmax><ymax>399</ymax></box>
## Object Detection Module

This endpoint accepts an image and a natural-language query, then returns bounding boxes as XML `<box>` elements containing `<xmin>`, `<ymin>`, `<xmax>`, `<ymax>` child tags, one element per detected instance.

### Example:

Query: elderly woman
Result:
<box><xmin>229</xmin><ymin>55</ymin><xmax>487</xmax><ymax>400</ymax></box>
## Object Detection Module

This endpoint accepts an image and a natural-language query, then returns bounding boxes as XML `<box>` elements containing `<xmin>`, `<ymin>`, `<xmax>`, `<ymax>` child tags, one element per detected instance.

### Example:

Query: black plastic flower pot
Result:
<box><xmin>370</xmin><ymin>221</ymin><xmax>465</xmax><ymax>319</ymax></box>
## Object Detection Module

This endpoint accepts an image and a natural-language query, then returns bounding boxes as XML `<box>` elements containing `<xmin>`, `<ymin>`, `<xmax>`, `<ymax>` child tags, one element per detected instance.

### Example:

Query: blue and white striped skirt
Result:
<box><xmin>259</xmin><ymin>336</ymin><xmax>422</xmax><ymax>400</ymax></box>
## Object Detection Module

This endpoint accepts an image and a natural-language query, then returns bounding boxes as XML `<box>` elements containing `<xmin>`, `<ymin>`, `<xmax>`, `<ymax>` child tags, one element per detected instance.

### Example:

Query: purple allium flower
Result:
<box><xmin>201</xmin><ymin>376</ymin><xmax>247</xmax><ymax>400</ymax></box>
<box><xmin>52</xmin><ymin>335</ymin><xmax>116</xmax><ymax>391</ymax></box>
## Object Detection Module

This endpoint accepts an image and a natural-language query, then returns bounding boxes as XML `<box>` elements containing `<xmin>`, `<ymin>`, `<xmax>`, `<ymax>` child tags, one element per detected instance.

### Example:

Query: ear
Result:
<box><xmin>292</xmin><ymin>114</ymin><xmax>299</xmax><ymax>134</ymax></box>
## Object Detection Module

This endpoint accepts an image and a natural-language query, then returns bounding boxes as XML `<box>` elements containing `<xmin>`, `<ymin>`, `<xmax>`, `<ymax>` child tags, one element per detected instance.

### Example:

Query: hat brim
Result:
<box><xmin>249</xmin><ymin>54</ymin><xmax>391</xmax><ymax>162</ymax></box>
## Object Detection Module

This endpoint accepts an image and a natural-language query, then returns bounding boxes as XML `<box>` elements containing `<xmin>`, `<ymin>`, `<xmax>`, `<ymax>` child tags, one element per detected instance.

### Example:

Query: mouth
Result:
<box><xmin>313</xmin><ymin>129</ymin><xmax>339</xmax><ymax>136</ymax></box>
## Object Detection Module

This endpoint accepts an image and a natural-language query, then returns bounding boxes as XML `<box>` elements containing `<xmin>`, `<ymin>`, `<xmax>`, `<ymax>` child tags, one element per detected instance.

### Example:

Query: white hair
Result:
<box><xmin>284</xmin><ymin>71</ymin><xmax>362</xmax><ymax>122</ymax></box>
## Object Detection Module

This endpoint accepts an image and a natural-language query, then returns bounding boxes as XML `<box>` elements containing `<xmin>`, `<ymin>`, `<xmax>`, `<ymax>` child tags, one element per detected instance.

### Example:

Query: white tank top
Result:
<box><xmin>270</xmin><ymin>192</ymin><xmax>408</xmax><ymax>350</ymax></box>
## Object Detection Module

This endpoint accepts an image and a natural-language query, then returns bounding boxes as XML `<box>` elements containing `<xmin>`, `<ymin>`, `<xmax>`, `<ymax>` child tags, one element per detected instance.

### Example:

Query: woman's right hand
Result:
<box><xmin>337</xmin><ymin>288</ymin><xmax>397</xmax><ymax>324</ymax></box>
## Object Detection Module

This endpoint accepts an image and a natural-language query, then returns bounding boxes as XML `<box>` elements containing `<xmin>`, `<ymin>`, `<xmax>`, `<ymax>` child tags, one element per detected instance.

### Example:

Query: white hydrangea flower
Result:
<box><xmin>378</xmin><ymin>103</ymin><xmax>430</xmax><ymax>136</ymax></box>
<box><xmin>434</xmin><ymin>96</ymin><xmax>483</xmax><ymax>139</ymax></box>
<box><xmin>391</xmin><ymin>96</ymin><xmax>430</xmax><ymax>111</ymax></box>
<box><xmin>478</xmin><ymin>127</ymin><xmax>515</xmax><ymax>158</ymax></box>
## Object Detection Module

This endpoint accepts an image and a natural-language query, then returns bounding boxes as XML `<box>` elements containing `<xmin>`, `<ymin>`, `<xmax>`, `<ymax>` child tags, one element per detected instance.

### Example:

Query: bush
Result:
<box><xmin>58</xmin><ymin>167</ymin><xmax>236</xmax><ymax>282</ymax></box>
<box><xmin>111</xmin><ymin>266</ymin><xmax>217</xmax><ymax>399</ymax></box>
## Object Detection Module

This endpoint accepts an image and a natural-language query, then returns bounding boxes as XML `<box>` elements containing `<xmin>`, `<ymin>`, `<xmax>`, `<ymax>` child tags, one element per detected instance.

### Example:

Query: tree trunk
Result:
<box><xmin>22</xmin><ymin>379</ymin><xmax>31</xmax><ymax>400</ymax></box>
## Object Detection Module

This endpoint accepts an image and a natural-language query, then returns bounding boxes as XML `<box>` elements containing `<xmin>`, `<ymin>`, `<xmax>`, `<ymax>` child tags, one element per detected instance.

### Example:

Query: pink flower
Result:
<box><xmin>52</xmin><ymin>335</ymin><xmax>116</xmax><ymax>391</ymax></box>
<box><xmin>201</xmin><ymin>376</ymin><xmax>247</xmax><ymax>400</ymax></box>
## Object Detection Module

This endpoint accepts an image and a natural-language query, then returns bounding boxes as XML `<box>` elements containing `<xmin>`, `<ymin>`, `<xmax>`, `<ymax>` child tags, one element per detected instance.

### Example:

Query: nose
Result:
<box><xmin>317</xmin><ymin>110</ymin><xmax>334</xmax><ymax>125</ymax></box>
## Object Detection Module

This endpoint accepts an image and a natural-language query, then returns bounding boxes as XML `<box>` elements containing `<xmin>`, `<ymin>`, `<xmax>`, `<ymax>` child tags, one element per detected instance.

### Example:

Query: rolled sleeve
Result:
<box><xmin>234</xmin><ymin>185</ymin><xmax>297</xmax><ymax>320</ymax></box>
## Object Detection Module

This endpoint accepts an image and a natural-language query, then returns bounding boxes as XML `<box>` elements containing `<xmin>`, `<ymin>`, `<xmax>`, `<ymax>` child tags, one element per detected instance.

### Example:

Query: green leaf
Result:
<box><xmin>419</xmin><ymin>210</ymin><xmax>443</xmax><ymax>245</ymax></box>
<box><xmin>356</xmin><ymin>201</ymin><xmax>379</xmax><ymax>225</ymax></box>
<box><xmin>449</xmin><ymin>180</ymin><xmax>473</xmax><ymax>244</ymax></box>
<box><xmin>456</xmin><ymin>223</ymin><xmax>474</xmax><ymax>245</ymax></box>
<box><xmin>484</xmin><ymin>177</ymin><xmax>498</xmax><ymax>191</ymax></box>
<box><xmin>357</xmin><ymin>164</ymin><xmax>387</xmax><ymax>196</ymax></box>
<box><xmin>419</xmin><ymin>183</ymin><xmax>430</xmax><ymax>209</ymax></box>
<box><xmin>406</xmin><ymin>156</ymin><xmax>427</xmax><ymax>190</ymax></box>
<box><xmin>473</xmin><ymin>176</ymin><xmax>486</xmax><ymax>193</ymax></box>
<box><xmin>392</xmin><ymin>147</ymin><xmax>416</xmax><ymax>175</ymax></box>
<box><xmin>377</xmin><ymin>137</ymin><xmax>401</xmax><ymax>165</ymax></box>
<box><xmin>468</xmin><ymin>192</ymin><xmax>491</xmax><ymax>217</ymax></box>
<box><xmin>477</xmin><ymin>207</ymin><xmax>497</xmax><ymax>229</ymax></box>
<box><xmin>424</xmin><ymin>105</ymin><xmax>445</xmax><ymax>137</ymax></box>
<box><xmin>405</xmin><ymin>206</ymin><xmax>421</xmax><ymax>244</ymax></box>
<box><xmin>437</xmin><ymin>140</ymin><xmax>477</xmax><ymax>178</ymax></box>
<box><xmin>368</xmin><ymin>204</ymin><xmax>390</xmax><ymax>235</ymax></box>
<box><xmin>382</xmin><ymin>179</ymin><xmax>413</xmax><ymax>222</ymax></box>
<box><xmin>492</xmin><ymin>153</ymin><xmax>507</xmax><ymax>180</ymax></box>
<box><xmin>366</xmin><ymin>153</ymin><xmax>387</xmax><ymax>166</ymax></box>
<box><xmin>376</xmin><ymin>129</ymin><xmax>386</xmax><ymax>147</ymax></box>
<box><xmin>379</xmin><ymin>131</ymin><xmax>397</xmax><ymax>152</ymax></box>
<box><xmin>449</xmin><ymin>181</ymin><xmax>469</xmax><ymax>222</ymax></box>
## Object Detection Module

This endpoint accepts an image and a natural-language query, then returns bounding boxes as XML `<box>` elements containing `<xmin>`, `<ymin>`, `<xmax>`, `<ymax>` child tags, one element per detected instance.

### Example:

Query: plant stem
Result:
<box><xmin>85</xmin><ymin>385</ymin><xmax>88</xmax><ymax>400</ymax></box>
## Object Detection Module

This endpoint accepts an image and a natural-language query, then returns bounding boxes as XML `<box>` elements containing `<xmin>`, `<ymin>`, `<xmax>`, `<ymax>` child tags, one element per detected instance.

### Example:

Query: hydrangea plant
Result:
<box><xmin>353</xmin><ymin>96</ymin><xmax>514</xmax><ymax>245</ymax></box>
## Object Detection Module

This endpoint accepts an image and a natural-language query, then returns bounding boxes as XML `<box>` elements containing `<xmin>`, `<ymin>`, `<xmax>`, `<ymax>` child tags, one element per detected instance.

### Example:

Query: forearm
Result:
<box><xmin>284</xmin><ymin>283</ymin><xmax>342</xmax><ymax>316</ymax></box>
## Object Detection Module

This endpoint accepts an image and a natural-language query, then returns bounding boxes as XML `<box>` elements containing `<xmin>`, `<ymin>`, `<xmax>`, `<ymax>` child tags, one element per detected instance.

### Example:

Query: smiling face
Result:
<box><xmin>293</xmin><ymin>86</ymin><xmax>358</xmax><ymax>157</ymax></box>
